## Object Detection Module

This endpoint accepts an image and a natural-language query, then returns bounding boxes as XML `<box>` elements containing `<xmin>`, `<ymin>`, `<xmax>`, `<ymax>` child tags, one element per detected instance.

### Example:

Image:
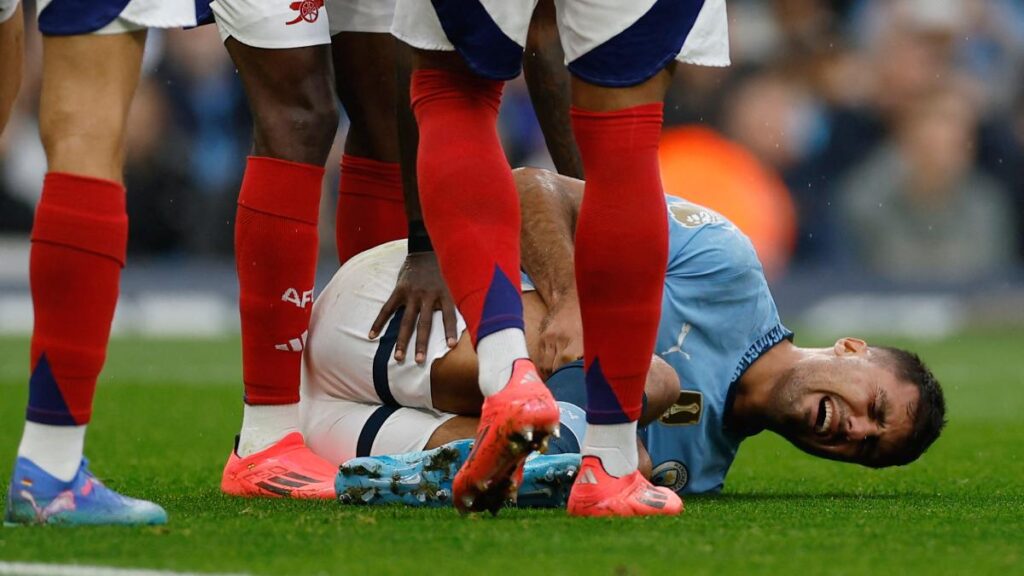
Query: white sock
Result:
<box><xmin>237</xmin><ymin>403</ymin><xmax>299</xmax><ymax>457</ymax></box>
<box><xmin>581</xmin><ymin>421</ymin><xmax>639</xmax><ymax>478</ymax></box>
<box><xmin>476</xmin><ymin>328</ymin><xmax>529</xmax><ymax>397</ymax></box>
<box><xmin>17</xmin><ymin>421</ymin><xmax>86</xmax><ymax>483</ymax></box>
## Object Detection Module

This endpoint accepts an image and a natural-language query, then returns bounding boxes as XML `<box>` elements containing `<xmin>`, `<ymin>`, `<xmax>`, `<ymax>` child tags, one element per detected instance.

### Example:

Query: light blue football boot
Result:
<box><xmin>514</xmin><ymin>452</ymin><xmax>581</xmax><ymax>509</ymax></box>
<box><xmin>335</xmin><ymin>439</ymin><xmax>581</xmax><ymax>508</ymax></box>
<box><xmin>336</xmin><ymin>439</ymin><xmax>473</xmax><ymax>507</ymax></box>
<box><xmin>4</xmin><ymin>457</ymin><xmax>167</xmax><ymax>526</ymax></box>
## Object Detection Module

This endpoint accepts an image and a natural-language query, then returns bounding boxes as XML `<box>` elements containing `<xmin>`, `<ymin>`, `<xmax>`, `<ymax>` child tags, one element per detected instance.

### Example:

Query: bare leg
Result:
<box><xmin>331</xmin><ymin>32</ymin><xmax>408</xmax><ymax>264</ymax></box>
<box><xmin>523</xmin><ymin>0</ymin><xmax>582</xmax><ymax>178</ymax></box>
<box><xmin>224</xmin><ymin>39</ymin><xmax>337</xmax><ymax>164</ymax></box>
<box><xmin>8</xmin><ymin>30</ymin><xmax>166</xmax><ymax>527</ymax></box>
<box><xmin>219</xmin><ymin>39</ymin><xmax>340</xmax><ymax>498</ymax></box>
<box><xmin>0</xmin><ymin>3</ymin><xmax>23</xmax><ymax>133</ymax></box>
<box><xmin>570</xmin><ymin>65</ymin><xmax>675</xmax><ymax>112</ymax></box>
<box><xmin>568</xmin><ymin>67</ymin><xmax>676</xmax><ymax>482</ymax></box>
<box><xmin>332</xmin><ymin>32</ymin><xmax>400</xmax><ymax>162</ymax></box>
<box><xmin>41</xmin><ymin>32</ymin><xmax>147</xmax><ymax>180</ymax></box>
<box><xmin>424</xmin><ymin>416</ymin><xmax>479</xmax><ymax>449</ymax></box>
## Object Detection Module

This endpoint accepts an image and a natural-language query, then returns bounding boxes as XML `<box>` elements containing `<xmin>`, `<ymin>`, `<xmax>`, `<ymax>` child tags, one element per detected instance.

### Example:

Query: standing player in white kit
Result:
<box><xmin>392</xmin><ymin>0</ymin><xmax>729</xmax><ymax>516</ymax></box>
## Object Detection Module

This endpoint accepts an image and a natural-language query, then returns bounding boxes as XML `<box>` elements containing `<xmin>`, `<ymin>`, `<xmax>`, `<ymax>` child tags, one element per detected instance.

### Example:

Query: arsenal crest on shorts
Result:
<box><xmin>286</xmin><ymin>0</ymin><xmax>323</xmax><ymax>25</ymax></box>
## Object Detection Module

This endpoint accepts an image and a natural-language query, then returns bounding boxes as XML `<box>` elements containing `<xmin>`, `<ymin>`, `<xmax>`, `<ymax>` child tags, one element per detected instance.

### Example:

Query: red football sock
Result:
<box><xmin>572</xmin><ymin>103</ymin><xmax>669</xmax><ymax>424</ymax></box>
<box><xmin>27</xmin><ymin>173</ymin><xmax>128</xmax><ymax>426</ymax></box>
<box><xmin>335</xmin><ymin>154</ymin><xmax>405</xmax><ymax>264</ymax></box>
<box><xmin>411</xmin><ymin>69</ymin><xmax>523</xmax><ymax>344</ymax></box>
<box><xmin>236</xmin><ymin>156</ymin><xmax>323</xmax><ymax>405</ymax></box>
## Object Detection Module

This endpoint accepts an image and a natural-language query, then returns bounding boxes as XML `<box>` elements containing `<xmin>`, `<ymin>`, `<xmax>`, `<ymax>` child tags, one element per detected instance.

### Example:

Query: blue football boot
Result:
<box><xmin>4</xmin><ymin>457</ymin><xmax>167</xmax><ymax>526</ymax></box>
<box><xmin>515</xmin><ymin>452</ymin><xmax>581</xmax><ymax>509</ymax></box>
<box><xmin>335</xmin><ymin>439</ymin><xmax>581</xmax><ymax>509</ymax></box>
<box><xmin>336</xmin><ymin>439</ymin><xmax>473</xmax><ymax>507</ymax></box>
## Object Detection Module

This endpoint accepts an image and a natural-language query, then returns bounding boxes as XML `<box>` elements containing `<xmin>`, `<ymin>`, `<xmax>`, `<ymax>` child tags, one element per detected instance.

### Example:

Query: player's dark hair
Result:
<box><xmin>876</xmin><ymin>347</ymin><xmax>947</xmax><ymax>467</ymax></box>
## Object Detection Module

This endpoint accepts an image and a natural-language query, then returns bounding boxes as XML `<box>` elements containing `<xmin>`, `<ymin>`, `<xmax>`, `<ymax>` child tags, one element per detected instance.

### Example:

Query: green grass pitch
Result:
<box><xmin>1</xmin><ymin>331</ymin><xmax>1022</xmax><ymax>575</ymax></box>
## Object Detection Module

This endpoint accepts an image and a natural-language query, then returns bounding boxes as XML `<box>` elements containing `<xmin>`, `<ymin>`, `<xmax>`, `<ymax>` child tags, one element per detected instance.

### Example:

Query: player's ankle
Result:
<box><xmin>17</xmin><ymin>421</ymin><xmax>86</xmax><ymax>483</ymax></box>
<box><xmin>237</xmin><ymin>403</ymin><xmax>300</xmax><ymax>457</ymax></box>
<box><xmin>581</xmin><ymin>421</ymin><xmax>639</xmax><ymax>478</ymax></box>
<box><xmin>476</xmin><ymin>328</ymin><xmax>529</xmax><ymax>397</ymax></box>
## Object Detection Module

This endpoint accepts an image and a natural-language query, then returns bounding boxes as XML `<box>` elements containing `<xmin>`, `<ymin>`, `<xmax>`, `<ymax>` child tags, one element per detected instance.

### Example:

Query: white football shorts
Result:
<box><xmin>209</xmin><ymin>0</ymin><xmax>331</xmax><ymax>48</ymax></box>
<box><xmin>327</xmin><ymin>0</ymin><xmax>396</xmax><ymax>35</ymax></box>
<box><xmin>36</xmin><ymin>0</ymin><xmax>198</xmax><ymax>35</ymax></box>
<box><xmin>299</xmin><ymin>240</ymin><xmax>465</xmax><ymax>463</ymax></box>
<box><xmin>301</xmin><ymin>240</ymin><xmax>467</xmax><ymax>410</ymax></box>
<box><xmin>0</xmin><ymin>0</ymin><xmax>18</xmax><ymax>24</ymax></box>
<box><xmin>300</xmin><ymin>396</ymin><xmax>455</xmax><ymax>465</ymax></box>
<box><xmin>392</xmin><ymin>0</ymin><xmax>729</xmax><ymax>86</ymax></box>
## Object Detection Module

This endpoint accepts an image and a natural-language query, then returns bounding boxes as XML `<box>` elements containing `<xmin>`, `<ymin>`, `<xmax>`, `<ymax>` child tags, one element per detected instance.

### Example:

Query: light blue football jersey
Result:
<box><xmin>640</xmin><ymin>196</ymin><xmax>792</xmax><ymax>494</ymax></box>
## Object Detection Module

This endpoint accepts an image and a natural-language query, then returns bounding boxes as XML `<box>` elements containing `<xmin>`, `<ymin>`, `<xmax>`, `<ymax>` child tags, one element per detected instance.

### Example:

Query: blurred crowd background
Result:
<box><xmin>1</xmin><ymin>0</ymin><xmax>1022</xmax><ymax>290</ymax></box>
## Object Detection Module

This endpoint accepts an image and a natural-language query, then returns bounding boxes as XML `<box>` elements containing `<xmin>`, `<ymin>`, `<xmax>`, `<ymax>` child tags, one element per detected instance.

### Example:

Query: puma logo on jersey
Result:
<box><xmin>661</xmin><ymin>323</ymin><xmax>692</xmax><ymax>360</ymax></box>
<box><xmin>285</xmin><ymin>0</ymin><xmax>324</xmax><ymax>25</ymax></box>
<box><xmin>275</xmin><ymin>331</ymin><xmax>308</xmax><ymax>352</ymax></box>
<box><xmin>282</xmin><ymin>288</ymin><xmax>314</xmax><ymax>309</ymax></box>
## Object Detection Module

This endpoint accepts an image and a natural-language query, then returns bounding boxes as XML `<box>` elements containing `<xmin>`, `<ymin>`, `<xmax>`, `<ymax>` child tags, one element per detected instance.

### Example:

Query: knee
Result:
<box><xmin>512</xmin><ymin>166</ymin><xmax>548</xmax><ymax>189</ymax></box>
<box><xmin>641</xmin><ymin>355</ymin><xmax>680</xmax><ymax>425</ymax></box>
<box><xmin>293</xmin><ymin>93</ymin><xmax>340</xmax><ymax>142</ymax></box>
<box><xmin>511</xmin><ymin>166</ymin><xmax>558</xmax><ymax>201</ymax></box>
<box><xmin>344</xmin><ymin>112</ymin><xmax>399</xmax><ymax>162</ymax></box>
<box><xmin>252</xmin><ymin>91</ymin><xmax>339</xmax><ymax>163</ymax></box>
<box><xmin>40</xmin><ymin>105</ymin><xmax>126</xmax><ymax>179</ymax></box>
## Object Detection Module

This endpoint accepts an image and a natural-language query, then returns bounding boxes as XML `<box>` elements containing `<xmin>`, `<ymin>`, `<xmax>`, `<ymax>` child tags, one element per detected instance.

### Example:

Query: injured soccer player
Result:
<box><xmin>299</xmin><ymin>168</ymin><xmax>947</xmax><ymax>507</ymax></box>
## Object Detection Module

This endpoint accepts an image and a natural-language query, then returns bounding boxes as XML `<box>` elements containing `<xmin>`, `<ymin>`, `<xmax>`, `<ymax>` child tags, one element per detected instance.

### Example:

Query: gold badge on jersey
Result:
<box><xmin>660</xmin><ymin>391</ymin><xmax>703</xmax><ymax>426</ymax></box>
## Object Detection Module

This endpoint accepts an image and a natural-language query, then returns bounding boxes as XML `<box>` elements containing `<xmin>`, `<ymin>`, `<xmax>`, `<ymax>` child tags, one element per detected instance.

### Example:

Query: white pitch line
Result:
<box><xmin>0</xmin><ymin>562</ymin><xmax>249</xmax><ymax>576</ymax></box>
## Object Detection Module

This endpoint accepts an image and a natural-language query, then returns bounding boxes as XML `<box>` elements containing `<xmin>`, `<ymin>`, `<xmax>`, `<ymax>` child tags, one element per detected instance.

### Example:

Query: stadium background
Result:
<box><xmin>1</xmin><ymin>0</ymin><xmax>1023</xmax><ymax>339</ymax></box>
<box><xmin>0</xmin><ymin>1</ymin><xmax>1022</xmax><ymax>574</ymax></box>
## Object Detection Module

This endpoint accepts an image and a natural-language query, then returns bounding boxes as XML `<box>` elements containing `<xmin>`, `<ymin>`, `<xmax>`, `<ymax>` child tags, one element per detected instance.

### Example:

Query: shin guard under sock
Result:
<box><xmin>236</xmin><ymin>156</ymin><xmax>323</xmax><ymax>406</ymax></box>
<box><xmin>335</xmin><ymin>154</ymin><xmax>406</xmax><ymax>264</ymax></box>
<box><xmin>27</xmin><ymin>172</ymin><xmax>127</xmax><ymax>427</ymax></box>
<box><xmin>410</xmin><ymin>69</ymin><xmax>524</xmax><ymax>346</ymax></box>
<box><xmin>571</xmin><ymin>103</ymin><xmax>669</xmax><ymax>425</ymax></box>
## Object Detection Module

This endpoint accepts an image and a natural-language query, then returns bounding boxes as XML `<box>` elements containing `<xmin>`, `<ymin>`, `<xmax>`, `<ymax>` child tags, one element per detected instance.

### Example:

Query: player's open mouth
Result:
<box><xmin>814</xmin><ymin>396</ymin><xmax>835</xmax><ymax>436</ymax></box>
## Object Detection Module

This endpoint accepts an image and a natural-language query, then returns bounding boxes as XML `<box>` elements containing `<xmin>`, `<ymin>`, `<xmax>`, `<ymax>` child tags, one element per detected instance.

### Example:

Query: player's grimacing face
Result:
<box><xmin>773</xmin><ymin>338</ymin><xmax>919</xmax><ymax>467</ymax></box>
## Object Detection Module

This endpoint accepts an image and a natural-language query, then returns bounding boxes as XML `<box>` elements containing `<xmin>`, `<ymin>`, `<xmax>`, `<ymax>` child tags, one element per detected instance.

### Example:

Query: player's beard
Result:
<box><xmin>765</xmin><ymin>365</ymin><xmax>813</xmax><ymax>438</ymax></box>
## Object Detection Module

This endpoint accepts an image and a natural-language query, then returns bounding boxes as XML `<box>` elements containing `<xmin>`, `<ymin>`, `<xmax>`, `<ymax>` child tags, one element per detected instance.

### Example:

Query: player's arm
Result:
<box><xmin>371</xmin><ymin>1</ymin><xmax>577</xmax><ymax>363</ymax></box>
<box><xmin>524</xmin><ymin>0</ymin><xmax>583</xmax><ymax>180</ymax></box>
<box><xmin>513</xmin><ymin>167</ymin><xmax>585</xmax><ymax>378</ymax></box>
<box><xmin>429</xmin><ymin>168</ymin><xmax>583</xmax><ymax>408</ymax></box>
<box><xmin>368</xmin><ymin>39</ymin><xmax>458</xmax><ymax>364</ymax></box>
<box><xmin>0</xmin><ymin>2</ymin><xmax>23</xmax><ymax>134</ymax></box>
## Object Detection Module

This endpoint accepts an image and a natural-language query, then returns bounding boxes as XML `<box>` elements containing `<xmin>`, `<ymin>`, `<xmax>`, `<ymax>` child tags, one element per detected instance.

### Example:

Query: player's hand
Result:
<box><xmin>537</xmin><ymin>296</ymin><xmax>584</xmax><ymax>379</ymax></box>
<box><xmin>369</xmin><ymin>251</ymin><xmax>458</xmax><ymax>364</ymax></box>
